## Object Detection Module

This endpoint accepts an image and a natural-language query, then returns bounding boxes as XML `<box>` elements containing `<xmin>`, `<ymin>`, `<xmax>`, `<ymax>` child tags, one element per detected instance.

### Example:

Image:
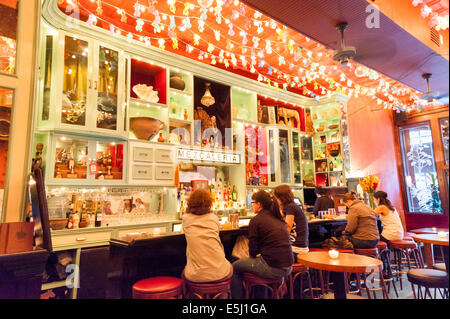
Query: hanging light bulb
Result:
<box><xmin>201</xmin><ymin>82</ymin><xmax>215</xmax><ymax>107</ymax></box>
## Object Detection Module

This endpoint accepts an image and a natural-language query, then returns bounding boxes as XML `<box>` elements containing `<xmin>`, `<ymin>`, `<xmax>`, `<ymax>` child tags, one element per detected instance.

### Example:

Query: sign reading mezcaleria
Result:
<box><xmin>177</xmin><ymin>148</ymin><xmax>241</xmax><ymax>164</ymax></box>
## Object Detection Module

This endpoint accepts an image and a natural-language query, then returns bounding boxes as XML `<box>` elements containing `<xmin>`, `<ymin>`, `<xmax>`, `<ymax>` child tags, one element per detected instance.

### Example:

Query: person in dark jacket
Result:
<box><xmin>230</xmin><ymin>190</ymin><xmax>293</xmax><ymax>299</ymax></box>
<box><xmin>313</xmin><ymin>186</ymin><xmax>335</xmax><ymax>215</ymax></box>
<box><xmin>274</xmin><ymin>185</ymin><xmax>309</xmax><ymax>261</ymax></box>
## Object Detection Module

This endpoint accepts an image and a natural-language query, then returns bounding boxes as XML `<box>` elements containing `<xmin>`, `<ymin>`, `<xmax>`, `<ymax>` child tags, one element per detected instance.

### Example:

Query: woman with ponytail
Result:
<box><xmin>374</xmin><ymin>191</ymin><xmax>404</xmax><ymax>243</ymax></box>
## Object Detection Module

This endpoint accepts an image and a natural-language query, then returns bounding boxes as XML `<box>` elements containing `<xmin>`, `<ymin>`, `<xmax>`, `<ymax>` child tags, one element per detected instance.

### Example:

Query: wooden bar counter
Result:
<box><xmin>107</xmin><ymin>218</ymin><xmax>348</xmax><ymax>298</ymax></box>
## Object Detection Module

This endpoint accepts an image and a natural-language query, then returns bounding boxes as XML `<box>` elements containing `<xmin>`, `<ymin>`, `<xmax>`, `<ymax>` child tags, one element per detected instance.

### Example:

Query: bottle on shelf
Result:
<box><xmin>72</xmin><ymin>211</ymin><xmax>80</xmax><ymax>229</ymax></box>
<box><xmin>95</xmin><ymin>202</ymin><xmax>102</xmax><ymax>227</ymax></box>
<box><xmin>67</xmin><ymin>213</ymin><xmax>74</xmax><ymax>229</ymax></box>
<box><xmin>183</xmin><ymin>109</ymin><xmax>188</xmax><ymax>121</ymax></box>
<box><xmin>232</xmin><ymin>185</ymin><xmax>238</xmax><ymax>202</ymax></box>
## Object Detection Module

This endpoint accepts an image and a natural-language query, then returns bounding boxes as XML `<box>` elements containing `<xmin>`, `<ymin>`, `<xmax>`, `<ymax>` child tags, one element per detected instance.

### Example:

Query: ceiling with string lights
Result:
<box><xmin>56</xmin><ymin>0</ymin><xmax>432</xmax><ymax>111</ymax></box>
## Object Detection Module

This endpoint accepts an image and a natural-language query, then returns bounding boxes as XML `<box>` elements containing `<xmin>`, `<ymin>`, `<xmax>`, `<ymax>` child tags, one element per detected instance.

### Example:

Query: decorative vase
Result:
<box><xmin>170</xmin><ymin>73</ymin><xmax>186</xmax><ymax>91</ymax></box>
<box><xmin>368</xmin><ymin>191</ymin><xmax>376</xmax><ymax>210</ymax></box>
<box><xmin>157</xmin><ymin>133</ymin><xmax>165</xmax><ymax>143</ymax></box>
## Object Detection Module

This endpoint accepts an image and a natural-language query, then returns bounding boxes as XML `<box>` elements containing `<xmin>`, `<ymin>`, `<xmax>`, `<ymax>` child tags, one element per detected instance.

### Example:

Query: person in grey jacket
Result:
<box><xmin>342</xmin><ymin>191</ymin><xmax>379</xmax><ymax>249</ymax></box>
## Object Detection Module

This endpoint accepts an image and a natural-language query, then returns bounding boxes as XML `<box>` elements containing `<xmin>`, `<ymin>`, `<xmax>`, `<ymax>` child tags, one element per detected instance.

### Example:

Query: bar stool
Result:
<box><xmin>286</xmin><ymin>263</ymin><xmax>313</xmax><ymax>299</ymax></box>
<box><xmin>308</xmin><ymin>248</ymin><xmax>354</xmax><ymax>297</ymax></box>
<box><xmin>353</xmin><ymin>247</ymin><xmax>389</xmax><ymax>299</ymax></box>
<box><xmin>182</xmin><ymin>271</ymin><xmax>232</xmax><ymax>299</ymax></box>
<box><xmin>389</xmin><ymin>240</ymin><xmax>424</xmax><ymax>290</ymax></box>
<box><xmin>377</xmin><ymin>241</ymin><xmax>399</xmax><ymax>298</ymax></box>
<box><xmin>242</xmin><ymin>272</ymin><xmax>286</xmax><ymax>299</ymax></box>
<box><xmin>433</xmin><ymin>263</ymin><xmax>446</xmax><ymax>272</ymax></box>
<box><xmin>407</xmin><ymin>269</ymin><xmax>449</xmax><ymax>299</ymax></box>
<box><xmin>132</xmin><ymin>276</ymin><xmax>183</xmax><ymax>299</ymax></box>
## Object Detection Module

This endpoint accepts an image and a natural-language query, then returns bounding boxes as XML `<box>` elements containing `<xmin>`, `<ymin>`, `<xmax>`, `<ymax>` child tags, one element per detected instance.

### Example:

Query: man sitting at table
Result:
<box><xmin>342</xmin><ymin>191</ymin><xmax>380</xmax><ymax>249</ymax></box>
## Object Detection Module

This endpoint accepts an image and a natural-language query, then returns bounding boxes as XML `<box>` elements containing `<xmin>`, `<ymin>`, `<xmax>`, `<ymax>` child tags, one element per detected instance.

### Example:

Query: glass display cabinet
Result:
<box><xmin>311</xmin><ymin>103</ymin><xmax>346</xmax><ymax>187</ymax></box>
<box><xmin>36</xmin><ymin>29</ymin><xmax>126</xmax><ymax>136</ymax></box>
<box><xmin>245</xmin><ymin>124</ymin><xmax>268</xmax><ymax>186</ymax></box>
<box><xmin>36</xmin><ymin>132</ymin><xmax>127</xmax><ymax>185</ymax></box>
<box><xmin>231</xmin><ymin>88</ymin><xmax>257</xmax><ymax>122</ymax></box>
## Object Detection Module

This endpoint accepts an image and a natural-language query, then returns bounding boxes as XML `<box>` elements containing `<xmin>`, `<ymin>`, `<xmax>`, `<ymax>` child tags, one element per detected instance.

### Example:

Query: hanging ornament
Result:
<box><xmin>265</xmin><ymin>40</ymin><xmax>272</xmax><ymax>54</ymax></box>
<box><xmin>158</xmin><ymin>39</ymin><xmax>165</xmax><ymax>50</ymax></box>
<box><xmin>136</xmin><ymin>19</ymin><xmax>144</xmax><ymax>32</ymax></box>
<box><xmin>196</xmin><ymin>20</ymin><xmax>205</xmax><ymax>32</ymax></box>
<box><xmin>186</xmin><ymin>44</ymin><xmax>194</xmax><ymax>53</ymax></box>
<box><xmin>228</xmin><ymin>24</ymin><xmax>235</xmax><ymax>36</ymax></box>
<box><xmin>214</xmin><ymin>30</ymin><xmax>221</xmax><ymax>41</ymax></box>
<box><xmin>193</xmin><ymin>34</ymin><xmax>200</xmax><ymax>45</ymax></box>
<box><xmin>87</xmin><ymin>14</ymin><xmax>97</xmax><ymax>26</ymax></box>
<box><xmin>268</xmin><ymin>66</ymin><xmax>273</xmax><ymax>75</ymax></box>
<box><xmin>207</xmin><ymin>43</ymin><xmax>215</xmax><ymax>53</ymax></box>
<box><xmin>183</xmin><ymin>2</ymin><xmax>190</xmax><ymax>15</ymax></box>
<box><xmin>211</xmin><ymin>56</ymin><xmax>217</xmax><ymax>65</ymax></box>
<box><xmin>240</xmin><ymin>31</ymin><xmax>248</xmax><ymax>45</ymax></box>
<box><xmin>252</xmin><ymin>37</ymin><xmax>260</xmax><ymax>48</ymax></box>
<box><xmin>133</xmin><ymin>1</ymin><xmax>141</xmax><ymax>17</ymax></box>
<box><xmin>198</xmin><ymin>0</ymin><xmax>214</xmax><ymax>8</ymax></box>
<box><xmin>231</xmin><ymin>9</ymin><xmax>239</xmax><ymax>20</ymax></box>
<box><xmin>172</xmin><ymin>37</ymin><xmax>178</xmax><ymax>49</ymax></box>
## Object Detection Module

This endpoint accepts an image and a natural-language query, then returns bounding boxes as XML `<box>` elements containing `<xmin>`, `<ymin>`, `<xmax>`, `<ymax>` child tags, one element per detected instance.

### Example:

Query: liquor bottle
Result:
<box><xmin>72</xmin><ymin>211</ymin><xmax>80</xmax><ymax>229</ymax></box>
<box><xmin>232</xmin><ymin>185</ymin><xmax>238</xmax><ymax>202</ymax></box>
<box><xmin>95</xmin><ymin>203</ymin><xmax>102</xmax><ymax>227</ymax></box>
<box><xmin>179</xmin><ymin>201</ymin><xmax>185</xmax><ymax>220</ymax></box>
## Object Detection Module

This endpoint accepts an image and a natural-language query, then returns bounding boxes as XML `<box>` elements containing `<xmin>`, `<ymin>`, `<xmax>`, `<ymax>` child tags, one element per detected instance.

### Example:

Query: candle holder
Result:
<box><xmin>328</xmin><ymin>249</ymin><xmax>339</xmax><ymax>259</ymax></box>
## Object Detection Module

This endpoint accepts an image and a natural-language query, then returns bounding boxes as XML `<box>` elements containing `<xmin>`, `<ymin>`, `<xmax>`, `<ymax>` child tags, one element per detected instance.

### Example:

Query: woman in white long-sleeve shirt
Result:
<box><xmin>374</xmin><ymin>191</ymin><xmax>404</xmax><ymax>243</ymax></box>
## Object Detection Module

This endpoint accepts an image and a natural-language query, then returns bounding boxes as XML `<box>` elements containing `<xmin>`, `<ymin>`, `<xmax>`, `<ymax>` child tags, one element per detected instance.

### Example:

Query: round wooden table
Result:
<box><xmin>410</xmin><ymin>227</ymin><xmax>449</xmax><ymax>235</ymax></box>
<box><xmin>411</xmin><ymin>233</ymin><xmax>449</xmax><ymax>270</ymax></box>
<box><xmin>297</xmin><ymin>251</ymin><xmax>382</xmax><ymax>299</ymax></box>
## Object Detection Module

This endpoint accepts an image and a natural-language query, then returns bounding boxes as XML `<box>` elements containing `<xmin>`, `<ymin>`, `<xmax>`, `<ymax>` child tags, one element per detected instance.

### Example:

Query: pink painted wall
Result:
<box><xmin>346</xmin><ymin>95</ymin><xmax>404</xmax><ymax>211</ymax></box>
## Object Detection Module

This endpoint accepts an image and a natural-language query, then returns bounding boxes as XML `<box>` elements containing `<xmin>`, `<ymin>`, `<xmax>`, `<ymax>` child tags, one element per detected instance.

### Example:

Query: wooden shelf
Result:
<box><xmin>169</xmin><ymin>118</ymin><xmax>191</xmax><ymax>125</ymax></box>
<box><xmin>129</xmin><ymin>98</ymin><xmax>167</xmax><ymax>109</ymax></box>
<box><xmin>169</xmin><ymin>88</ymin><xmax>192</xmax><ymax>96</ymax></box>
<box><xmin>0</xmin><ymin>104</ymin><xmax>12</xmax><ymax>109</ymax></box>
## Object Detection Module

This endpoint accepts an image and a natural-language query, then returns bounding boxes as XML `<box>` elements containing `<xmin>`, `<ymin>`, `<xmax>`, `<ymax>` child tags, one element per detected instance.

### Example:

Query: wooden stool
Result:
<box><xmin>287</xmin><ymin>263</ymin><xmax>313</xmax><ymax>299</ymax></box>
<box><xmin>242</xmin><ymin>272</ymin><xmax>286</xmax><ymax>299</ymax></box>
<box><xmin>182</xmin><ymin>271</ymin><xmax>232</xmax><ymax>299</ymax></box>
<box><xmin>389</xmin><ymin>240</ymin><xmax>424</xmax><ymax>290</ymax></box>
<box><xmin>407</xmin><ymin>269</ymin><xmax>449</xmax><ymax>299</ymax></box>
<box><xmin>132</xmin><ymin>276</ymin><xmax>183</xmax><ymax>299</ymax></box>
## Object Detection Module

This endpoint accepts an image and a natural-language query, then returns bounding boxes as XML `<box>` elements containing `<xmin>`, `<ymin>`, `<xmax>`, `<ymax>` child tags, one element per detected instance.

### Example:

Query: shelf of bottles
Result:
<box><xmin>176</xmin><ymin>165</ymin><xmax>245</xmax><ymax>221</ymax></box>
<box><xmin>46</xmin><ymin>186</ymin><xmax>178</xmax><ymax>230</ymax></box>
<box><xmin>311</xmin><ymin>104</ymin><xmax>346</xmax><ymax>187</ymax></box>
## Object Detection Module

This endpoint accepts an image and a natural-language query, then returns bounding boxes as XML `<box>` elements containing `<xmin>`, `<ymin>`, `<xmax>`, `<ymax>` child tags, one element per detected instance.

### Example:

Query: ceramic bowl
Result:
<box><xmin>49</xmin><ymin>218</ymin><xmax>68</xmax><ymax>230</ymax></box>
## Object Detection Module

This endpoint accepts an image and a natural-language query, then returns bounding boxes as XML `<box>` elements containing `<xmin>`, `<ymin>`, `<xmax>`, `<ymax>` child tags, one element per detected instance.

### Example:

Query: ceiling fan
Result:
<box><xmin>332</xmin><ymin>22</ymin><xmax>356</xmax><ymax>67</ymax></box>
<box><xmin>418</xmin><ymin>73</ymin><xmax>449</xmax><ymax>106</ymax></box>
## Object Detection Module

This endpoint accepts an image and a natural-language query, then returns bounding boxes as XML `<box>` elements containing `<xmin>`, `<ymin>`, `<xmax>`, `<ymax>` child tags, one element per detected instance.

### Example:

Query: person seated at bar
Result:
<box><xmin>182</xmin><ymin>189</ymin><xmax>232</xmax><ymax>283</ymax></box>
<box><xmin>342</xmin><ymin>191</ymin><xmax>379</xmax><ymax>249</ymax></box>
<box><xmin>231</xmin><ymin>190</ymin><xmax>293</xmax><ymax>299</ymax></box>
<box><xmin>313</xmin><ymin>186</ymin><xmax>335</xmax><ymax>215</ymax></box>
<box><xmin>374</xmin><ymin>191</ymin><xmax>404</xmax><ymax>243</ymax></box>
<box><xmin>273</xmin><ymin>185</ymin><xmax>309</xmax><ymax>260</ymax></box>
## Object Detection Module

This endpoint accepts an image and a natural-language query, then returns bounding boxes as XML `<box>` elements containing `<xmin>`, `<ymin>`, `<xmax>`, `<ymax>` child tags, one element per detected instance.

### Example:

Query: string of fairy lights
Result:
<box><xmin>412</xmin><ymin>0</ymin><xmax>449</xmax><ymax>31</ymax></box>
<box><xmin>60</xmin><ymin>0</ymin><xmax>422</xmax><ymax>111</ymax></box>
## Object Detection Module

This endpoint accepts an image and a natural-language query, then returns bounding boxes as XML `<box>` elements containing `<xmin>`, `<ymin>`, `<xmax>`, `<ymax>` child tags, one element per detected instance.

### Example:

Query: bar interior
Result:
<box><xmin>0</xmin><ymin>0</ymin><xmax>448</xmax><ymax>301</ymax></box>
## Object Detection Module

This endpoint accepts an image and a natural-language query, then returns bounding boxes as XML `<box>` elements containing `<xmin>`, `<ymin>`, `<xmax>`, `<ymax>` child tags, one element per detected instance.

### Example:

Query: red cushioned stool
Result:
<box><xmin>132</xmin><ymin>276</ymin><xmax>183</xmax><ymax>299</ymax></box>
<box><xmin>242</xmin><ymin>272</ymin><xmax>286</xmax><ymax>299</ymax></box>
<box><xmin>354</xmin><ymin>248</ymin><xmax>379</xmax><ymax>258</ymax></box>
<box><xmin>389</xmin><ymin>240</ymin><xmax>424</xmax><ymax>290</ymax></box>
<box><xmin>286</xmin><ymin>263</ymin><xmax>313</xmax><ymax>299</ymax></box>
<box><xmin>182</xmin><ymin>270</ymin><xmax>232</xmax><ymax>299</ymax></box>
